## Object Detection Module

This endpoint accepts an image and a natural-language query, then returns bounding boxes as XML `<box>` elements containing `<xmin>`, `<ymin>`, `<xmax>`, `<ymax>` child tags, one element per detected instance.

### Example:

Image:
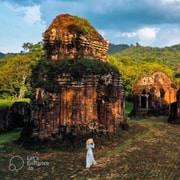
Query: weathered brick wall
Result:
<box><xmin>31</xmin><ymin>74</ymin><xmax>124</xmax><ymax>139</ymax></box>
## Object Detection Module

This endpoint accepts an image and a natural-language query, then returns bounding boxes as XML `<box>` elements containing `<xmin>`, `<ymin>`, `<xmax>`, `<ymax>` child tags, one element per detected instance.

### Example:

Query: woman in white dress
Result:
<box><xmin>86</xmin><ymin>138</ymin><xmax>97</xmax><ymax>168</ymax></box>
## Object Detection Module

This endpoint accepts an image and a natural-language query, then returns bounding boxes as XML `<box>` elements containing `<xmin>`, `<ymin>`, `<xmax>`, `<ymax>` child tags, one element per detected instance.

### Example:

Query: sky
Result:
<box><xmin>1</xmin><ymin>0</ymin><xmax>180</xmax><ymax>53</ymax></box>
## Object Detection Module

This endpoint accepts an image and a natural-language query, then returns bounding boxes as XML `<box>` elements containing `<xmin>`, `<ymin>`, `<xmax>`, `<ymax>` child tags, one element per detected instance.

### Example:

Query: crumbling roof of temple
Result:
<box><xmin>132</xmin><ymin>71</ymin><xmax>177</xmax><ymax>93</ymax></box>
<box><xmin>43</xmin><ymin>14</ymin><xmax>105</xmax><ymax>42</ymax></box>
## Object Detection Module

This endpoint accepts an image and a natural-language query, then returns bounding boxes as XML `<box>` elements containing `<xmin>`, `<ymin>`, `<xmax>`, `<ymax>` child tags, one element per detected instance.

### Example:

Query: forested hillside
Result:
<box><xmin>109</xmin><ymin>43</ymin><xmax>180</xmax><ymax>71</ymax></box>
<box><xmin>108</xmin><ymin>43</ymin><xmax>129</xmax><ymax>54</ymax></box>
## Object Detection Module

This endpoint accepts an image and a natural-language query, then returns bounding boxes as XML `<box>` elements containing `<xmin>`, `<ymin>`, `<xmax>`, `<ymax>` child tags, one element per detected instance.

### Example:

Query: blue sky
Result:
<box><xmin>1</xmin><ymin>0</ymin><xmax>180</xmax><ymax>53</ymax></box>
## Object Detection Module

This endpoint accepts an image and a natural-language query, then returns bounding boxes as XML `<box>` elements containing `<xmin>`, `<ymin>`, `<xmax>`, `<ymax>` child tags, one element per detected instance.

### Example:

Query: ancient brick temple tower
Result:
<box><xmin>43</xmin><ymin>14</ymin><xmax>109</xmax><ymax>61</ymax></box>
<box><xmin>30</xmin><ymin>14</ymin><xmax>124</xmax><ymax>140</ymax></box>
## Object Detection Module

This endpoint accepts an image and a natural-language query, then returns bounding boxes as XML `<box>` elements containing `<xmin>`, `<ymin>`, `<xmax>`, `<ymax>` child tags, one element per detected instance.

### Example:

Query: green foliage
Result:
<box><xmin>112</xmin><ymin>45</ymin><xmax>180</xmax><ymax>70</ymax></box>
<box><xmin>31</xmin><ymin>58</ymin><xmax>119</xmax><ymax>92</ymax></box>
<box><xmin>0</xmin><ymin>55</ymin><xmax>32</xmax><ymax>98</ymax></box>
<box><xmin>109</xmin><ymin>54</ymin><xmax>174</xmax><ymax>99</ymax></box>
<box><xmin>69</xmin><ymin>15</ymin><xmax>95</xmax><ymax>34</ymax></box>
<box><xmin>21</xmin><ymin>42</ymin><xmax>44</xmax><ymax>62</ymax></box>
<box><xmin>0</xmin><ymin>42</ymin><xmax>44</xmax><ymax>99</ymax></box>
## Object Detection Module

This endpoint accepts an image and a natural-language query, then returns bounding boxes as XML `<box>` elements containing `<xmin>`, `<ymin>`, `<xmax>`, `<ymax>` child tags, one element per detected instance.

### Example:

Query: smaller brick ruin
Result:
<box><xmin>130</xmin><ymin>71</ymin><xmax>177</xmax><ymax>117</ymax></box>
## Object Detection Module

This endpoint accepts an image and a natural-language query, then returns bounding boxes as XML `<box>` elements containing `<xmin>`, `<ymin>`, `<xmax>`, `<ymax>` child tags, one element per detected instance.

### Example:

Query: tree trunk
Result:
<box><xmin>18</xmin><ymin>76</ymin><xmax>27</xmax><ymax>99</ymax></box>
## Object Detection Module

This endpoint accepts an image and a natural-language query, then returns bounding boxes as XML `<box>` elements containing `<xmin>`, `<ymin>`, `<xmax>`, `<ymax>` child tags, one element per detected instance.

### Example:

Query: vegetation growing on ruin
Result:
<box><xmin>31</xmin><ymin>58</ymin><xmax>119</xmax><ymax>92</ymax></box>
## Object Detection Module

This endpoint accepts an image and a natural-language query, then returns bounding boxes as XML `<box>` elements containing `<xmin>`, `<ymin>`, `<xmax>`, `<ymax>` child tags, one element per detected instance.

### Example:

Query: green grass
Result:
<box><xmin>0</xmin><ymin>98</ymin><xmax>30</xmax><ymax>107</ymax></box>
<box><xmin>125</xmin><ymin>101</ymin><xmax>133</xmax><ymax>116</ymax></box>
<box><xmin>0</xmin><ymin>129</ymin><xmax>21</xmax><ymax>145</ymax></box>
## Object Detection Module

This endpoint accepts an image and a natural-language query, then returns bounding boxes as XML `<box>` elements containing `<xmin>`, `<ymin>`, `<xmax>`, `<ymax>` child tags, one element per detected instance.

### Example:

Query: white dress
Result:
<box><xmin>86</xmin><ymin>143</ymin><xmax>97</xmax><ymax>168</ymax></box>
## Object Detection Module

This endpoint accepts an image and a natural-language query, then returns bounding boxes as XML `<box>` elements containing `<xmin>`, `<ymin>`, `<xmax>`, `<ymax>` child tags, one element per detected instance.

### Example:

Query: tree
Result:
<box><xmin>21</xmin><ymin>42</ymin><xmax>44</xmax><ymax>62</ymax></box>
<box><xmin>0</xmin><ymin>42</ymin><xmax>44</xmax><ymax>99</ymax></box>
<box><xmin>0</xmin><ymin>55</ymin><xmax>32</xmax><ymax>99</ymax></box>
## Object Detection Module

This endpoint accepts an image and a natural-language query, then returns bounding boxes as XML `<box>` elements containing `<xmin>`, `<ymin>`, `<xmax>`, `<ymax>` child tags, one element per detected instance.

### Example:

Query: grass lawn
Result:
<box><xmin>0</xmin><ymin>129</ymin><xmax>21</xmax><ymax>145</ymax></box>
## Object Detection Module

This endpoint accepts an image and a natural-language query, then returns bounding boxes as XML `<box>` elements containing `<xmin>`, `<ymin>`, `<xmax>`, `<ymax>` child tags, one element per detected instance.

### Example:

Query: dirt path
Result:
<box><xmin>0</xmin><ymin>117</ymin><xmax>180</xmax><ymax>180</ymax></box>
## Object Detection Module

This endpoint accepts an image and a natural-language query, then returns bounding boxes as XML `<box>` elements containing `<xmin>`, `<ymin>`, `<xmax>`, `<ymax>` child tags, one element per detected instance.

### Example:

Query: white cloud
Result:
<box><xmin>137</xmin><ymin>27</ymin><xmax>159</xmax><ymax>46</ymax></box>
<box><xmin>98</xmin><ymin>30</ymin><xmax>138</xmax><ymax>45</ymax></box>
<box><xmin>154</xmin><ymin>25</ymin><xmax>180</xmax><ymax>47</ymax></box>
<box><xmin>16</xmin><ymin>5</ymin><xmax>42</xmax><ymax>25</ymax></box>
<box><xmin>121</xmin><ymin>32</ymin><xmax>136</xmax><ymax>38</ymax></box>
<box><xmin>0</xmin><ymin>2</ymin><xmax>46</xmax><ymax>53</ymax></box>
<box><xmin>99</xmin><ymin>27</ymin><xmax>161</xmax><ymax>46</ymax></box>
